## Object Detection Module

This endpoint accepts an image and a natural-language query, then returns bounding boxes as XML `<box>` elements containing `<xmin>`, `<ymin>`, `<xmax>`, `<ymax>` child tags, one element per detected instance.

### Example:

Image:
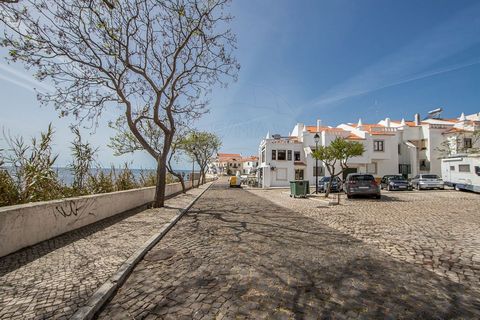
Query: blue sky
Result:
<box><xmin>1</xmin><ymin>0</ymin><xmax>480</xmax><ymax>169</ymax></box>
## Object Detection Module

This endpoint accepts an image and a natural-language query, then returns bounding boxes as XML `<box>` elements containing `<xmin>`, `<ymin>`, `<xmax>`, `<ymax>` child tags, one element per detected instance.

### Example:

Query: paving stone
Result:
<box><xmin>0</xmin><ymin>184</ymin><xmax>210</xmax><ymax>320</ymax></box>
<box><xmin>98</xmin><ymin>178</ymin><xmax>480</xmax><ymax>319</ymax></box>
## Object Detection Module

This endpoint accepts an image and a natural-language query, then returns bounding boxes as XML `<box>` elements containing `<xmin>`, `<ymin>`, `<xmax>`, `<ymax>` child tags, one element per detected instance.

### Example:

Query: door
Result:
<box><xmin>342</xmin><ymin>168</ymin><xmax>357</xmax><ymax>180</ymax></box>
<box><xmin>295</xmin><ymin>169</ymin><xmax>304</xmax><ymax>180</ymax></box>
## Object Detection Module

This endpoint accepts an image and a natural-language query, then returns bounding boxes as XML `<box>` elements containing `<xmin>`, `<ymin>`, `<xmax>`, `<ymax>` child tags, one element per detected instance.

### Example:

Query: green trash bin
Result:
<box><xmin>290</xmin><ymin>180</ymin><xmax>309</xmax><ymax>198</ymax></box>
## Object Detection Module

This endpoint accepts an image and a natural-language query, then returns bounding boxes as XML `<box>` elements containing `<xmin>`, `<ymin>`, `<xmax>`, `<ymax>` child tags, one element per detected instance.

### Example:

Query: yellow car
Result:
<box><xmin>229</xmin><ymin>176</ymin><xmax>242</xmax><ymax>188</ymax></box>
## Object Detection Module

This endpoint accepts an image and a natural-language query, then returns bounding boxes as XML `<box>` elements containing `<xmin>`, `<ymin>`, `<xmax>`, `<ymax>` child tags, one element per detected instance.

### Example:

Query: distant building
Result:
<box><xmin>209</xmin><ymin>153</ymin><xmax>259</xmax><ymax>175</ymax></box>
<box><xmin>258</xmin><ymin>110</ymin><xmax>480</xmax><ymax>188</ymax></box>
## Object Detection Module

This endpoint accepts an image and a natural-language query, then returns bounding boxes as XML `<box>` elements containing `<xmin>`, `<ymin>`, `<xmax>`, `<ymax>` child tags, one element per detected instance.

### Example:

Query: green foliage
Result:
<box><xmin>0</xmin><ymin>170</ymin><xmax>19</xmax><ymax>207</ymax></box>
<box><xmin>178</xmin><ymin>131</ymin><xmax>221</xmax><ymax>184</ymax></box>
<box><xmin>3</xmin><ymin>124</ymin><xmax>63</xmax><ymax>203</ymax></box>
<box><xmin>138</xmin><ymin>169</ymin><xmax>157</xmax><ymax>187</ymax></box>
<box><xmin>86</xmin><ymin>170</ymin><xmax>115</xmax><ymax>194</ymax></box>
<box><xmin>69</xmin><ymin>127</ymin><xmax>98</xmax><ymax>193</ymax></box>
<box><xmin>113</xmin><ymin>163</ymin><xmax>138</xmax><ymax>191</ymax></box>
<box><xmin>312</xmin><ymin>138</ymin><xmax>365</xmax><ymax>196</ymax></box>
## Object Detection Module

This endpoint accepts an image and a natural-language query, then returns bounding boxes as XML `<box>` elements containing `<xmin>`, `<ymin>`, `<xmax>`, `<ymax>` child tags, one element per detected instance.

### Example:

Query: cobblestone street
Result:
<box><xmin>0</xmin><ymin>185</ymin><xmax>208</xmax><ymax>320</ymax></box>
<box><xmin>248</xmin><ymin>188</ymin><xmax>480</xmax><ymax>292</ymax></box>
<box><xmin>99</xmin><ymin>180</ymin><xmax>480</xmax><ymax>319</ymax></box>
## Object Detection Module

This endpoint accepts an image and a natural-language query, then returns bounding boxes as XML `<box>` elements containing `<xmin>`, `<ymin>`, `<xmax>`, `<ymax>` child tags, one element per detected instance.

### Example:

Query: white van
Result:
<box><xmin>441</xmin><ymin>154</ymin><xmax>480</xmax><ymax>193</ymax></box>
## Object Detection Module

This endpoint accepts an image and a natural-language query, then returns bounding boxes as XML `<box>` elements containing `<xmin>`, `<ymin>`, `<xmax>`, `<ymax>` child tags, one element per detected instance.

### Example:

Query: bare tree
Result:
<box><xmin>0</xmin><ymin>0</ymin><xmax>239</xmax><ymax>207</ymax></box>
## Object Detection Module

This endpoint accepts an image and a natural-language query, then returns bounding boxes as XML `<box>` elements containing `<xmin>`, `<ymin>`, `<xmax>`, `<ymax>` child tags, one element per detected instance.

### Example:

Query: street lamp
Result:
<box><xmin>314</xmin><ymin>133</ymin><xmax>320</xmax><ymax>194</ymax></box>
<box><xmin>192</xmin><ymin>146</ymin><xmax>196</xmax><ymax>188</ymax></box>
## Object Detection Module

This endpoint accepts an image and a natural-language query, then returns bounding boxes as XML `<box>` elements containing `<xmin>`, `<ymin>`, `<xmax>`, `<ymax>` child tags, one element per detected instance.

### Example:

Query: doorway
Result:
<box><xmin>295</xmin><ymin>169</ymin><xmax>304</xmax><ymax>180</ymax></box>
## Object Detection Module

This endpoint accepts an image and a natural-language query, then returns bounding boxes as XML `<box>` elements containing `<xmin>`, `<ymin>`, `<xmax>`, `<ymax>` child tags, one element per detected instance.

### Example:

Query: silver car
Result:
<box><xmin>411</xmin><ymin>174</ymin><xmax>444</xmax><ymax>190</ymax></box>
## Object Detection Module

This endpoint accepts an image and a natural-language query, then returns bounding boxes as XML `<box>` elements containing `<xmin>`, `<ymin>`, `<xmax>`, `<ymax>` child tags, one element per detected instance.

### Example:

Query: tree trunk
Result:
<box><xmin>153</xmin><ymin>155</ymin><xmax>167</xmax><ymax>208</ymax></box>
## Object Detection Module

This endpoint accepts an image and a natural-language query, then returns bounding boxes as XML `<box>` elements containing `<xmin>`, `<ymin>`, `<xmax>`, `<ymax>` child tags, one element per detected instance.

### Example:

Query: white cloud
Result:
<box><xmin>311</xmin><ymin>2</ymin><xmax>480</xmax><ymax>107</ymax></box>
<box><xmin>0</xmin><ymin>62</ymin><xmax>54</xmax><ymax>92</ymax></box>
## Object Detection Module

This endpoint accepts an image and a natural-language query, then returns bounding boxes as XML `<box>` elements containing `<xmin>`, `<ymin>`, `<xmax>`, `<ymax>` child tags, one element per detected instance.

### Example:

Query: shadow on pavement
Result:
<box><xmin>98</xmin><ymin>180</ymin><xmax>480</xmax><ymax>319</ymax></box>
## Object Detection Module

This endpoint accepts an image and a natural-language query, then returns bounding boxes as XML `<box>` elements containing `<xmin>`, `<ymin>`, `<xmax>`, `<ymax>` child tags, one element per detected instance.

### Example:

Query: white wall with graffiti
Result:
<box><xmin>0</xmin><ymin>180</ymin><xmax>202</xmax><ymax>257</ymax></box>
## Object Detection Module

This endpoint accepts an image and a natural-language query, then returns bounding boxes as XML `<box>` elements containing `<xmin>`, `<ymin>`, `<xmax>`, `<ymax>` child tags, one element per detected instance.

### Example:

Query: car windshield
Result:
<box><xmin>422</xmin><ymin>175</ymin><xmax>439</xmax><ymax>179</ymax></box>
<box><xmin>350</xmin><ymin>175</ymin><xmax>374</xmax><ymax>181</ymax></box>
<box><xmin>321</xmin><ymin>177</ymin><xmax>330</xmax><ymax>182</ymax></box>
<box><xmin>388</xmin><ymin>175</ymin><xmax>404</xmax><ymax>180</ymax></box>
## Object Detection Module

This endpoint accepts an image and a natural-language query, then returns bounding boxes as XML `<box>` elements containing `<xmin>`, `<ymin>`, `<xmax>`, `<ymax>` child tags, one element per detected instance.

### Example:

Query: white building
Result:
<box><xmin>209</xmin><ymin>153</ymin><xmax>259</xmax><ymax>176</ymax></box>
<box><xmin>258</xmin><ymin>111</ymin><xmax>479</xmax><ymax>188</ymax></box>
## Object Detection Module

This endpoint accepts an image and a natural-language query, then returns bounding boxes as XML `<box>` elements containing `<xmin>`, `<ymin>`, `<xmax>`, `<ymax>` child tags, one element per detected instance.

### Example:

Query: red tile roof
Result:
<box><xmin>305</xmin><ymin>126</ymin><xmax>345</xmax><ymax>133</ymax></box>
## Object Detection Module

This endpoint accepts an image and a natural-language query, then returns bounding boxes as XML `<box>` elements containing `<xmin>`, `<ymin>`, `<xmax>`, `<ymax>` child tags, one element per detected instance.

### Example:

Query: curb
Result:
<box><xmin>70</xmin><ymin>182</ymin><xmax>214</xmax><ymax>320</ymax></box>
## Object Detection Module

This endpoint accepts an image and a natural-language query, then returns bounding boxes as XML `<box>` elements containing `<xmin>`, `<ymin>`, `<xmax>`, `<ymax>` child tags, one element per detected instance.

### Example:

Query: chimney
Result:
<box><xmin>316</xmin><ymin>119</ymin><xmax>321</xmax><ymax>132</ymax></box>
<box><xmin>357</xmin><ymin>118</ymin><xmax>363</xmax><ymax>128</ymax></box>
<box><xmin>385</xmin><ymin>117</ymin><xmax>391</xmax><ymax>127</ymax></box>
<box><xmin>414</xmin><ymin>113</ymin><xmax>420</xmax><ymax>126</ymax></box>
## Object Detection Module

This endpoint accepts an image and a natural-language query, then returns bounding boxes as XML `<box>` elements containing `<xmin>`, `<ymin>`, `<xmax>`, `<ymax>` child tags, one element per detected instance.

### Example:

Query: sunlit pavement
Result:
<box><xmin>99</xmin><ymin>178</ymin><xmax>480</xmax><ymax>319</ymax></box>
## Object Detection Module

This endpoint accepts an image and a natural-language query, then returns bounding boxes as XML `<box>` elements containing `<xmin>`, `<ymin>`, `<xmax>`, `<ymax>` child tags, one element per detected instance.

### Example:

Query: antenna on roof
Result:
<box><xmin>427</xmin><ymin>108</ymin><xmax>443</xmax><ymax>119</ymax></box>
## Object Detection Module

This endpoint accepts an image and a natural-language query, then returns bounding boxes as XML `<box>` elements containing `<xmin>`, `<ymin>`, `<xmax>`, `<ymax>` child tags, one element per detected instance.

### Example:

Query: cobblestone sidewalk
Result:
<box><xmin>248</xmin><ymin>188</ymin><xmax>480</xmax><ymax>292</ymax></box>
<box><xmin>0</xmin><ymin>184</ymin><xmax>210</xmax><ymax>320</ymax></box>
<box><xmin>99</xmin><ymin>180</ymin><xmax>480</xmax><ymax>319</ymax></box>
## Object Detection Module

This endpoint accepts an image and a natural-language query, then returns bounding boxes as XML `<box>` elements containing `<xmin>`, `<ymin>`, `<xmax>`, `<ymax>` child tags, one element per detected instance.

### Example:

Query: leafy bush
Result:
<box><xmin>139</xmin><ymin>169</ymin><xmax>156</xmax><ymax>187</ymax></box>
<box><xmin>87</xmin><ymin>170</ymin><xmax>115</xmax><ymax>194</ymax></box>
<box><xmin>0</xmin><ymin>169</ymin><xmax>19</xmax><ymax>206</ymax></box>
<box><xmin>3</xmin><ymin>124</ymin><xmax>62</xmax><ymax>203</ymax></box>
<box><xmin>113</xmin><ymin>163</ymin><xmax>138</xmax><ymax>191</ymax></box>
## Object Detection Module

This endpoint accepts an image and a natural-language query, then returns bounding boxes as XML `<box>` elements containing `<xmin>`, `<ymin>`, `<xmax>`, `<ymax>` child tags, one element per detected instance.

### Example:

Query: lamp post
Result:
<box><xmin>314</xmin><ymin>133</ymin><xmax>320</xmax><ymax>194</ymax></box>
<box><xmin>191</xmin><ymin>146</ymin><xmax>196</xmax><ymax>188</ymax></box>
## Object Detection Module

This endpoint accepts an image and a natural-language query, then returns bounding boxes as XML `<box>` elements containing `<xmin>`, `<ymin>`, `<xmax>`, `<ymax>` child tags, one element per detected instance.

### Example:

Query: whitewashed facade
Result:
<box><xmin>258</xmin><ymin>111</ymin><xmax>479</xmax><ymax>188</ymax></box>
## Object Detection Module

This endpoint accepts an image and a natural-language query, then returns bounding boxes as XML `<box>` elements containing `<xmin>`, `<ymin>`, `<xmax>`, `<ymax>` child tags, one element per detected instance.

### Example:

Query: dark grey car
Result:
<box><xmin>380</xmin><ymin>175</ymin><xmax>412</xmax><ymax>191</ymax></box>
<box><xmin>318</xmin><ymin>176</ymin><xmax>342</xmax><ymax>192</ymax></box>
<box><xmin>344</xmin><ymin>173</ymin><xmax>381</xmax><ymax>199</ymax></box>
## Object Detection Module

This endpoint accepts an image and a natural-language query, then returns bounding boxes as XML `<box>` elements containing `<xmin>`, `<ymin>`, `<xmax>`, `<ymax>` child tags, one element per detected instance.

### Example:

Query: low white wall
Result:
<box><xmin>0</xmin><ymin>179</ymin><xmax>206</xmax><ymax>258</ymax></box>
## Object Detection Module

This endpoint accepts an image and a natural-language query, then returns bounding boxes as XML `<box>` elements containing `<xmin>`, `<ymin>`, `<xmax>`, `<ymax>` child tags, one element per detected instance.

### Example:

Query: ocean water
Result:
<box><xmin>6</xmin><ymin>167</ymin><xmax>196</xmax><ymax>186</ymax></box>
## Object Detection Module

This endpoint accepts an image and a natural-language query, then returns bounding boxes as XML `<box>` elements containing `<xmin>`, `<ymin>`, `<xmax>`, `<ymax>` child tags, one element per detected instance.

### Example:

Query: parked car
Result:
<box><xmin>380</xmin><ymin>175</ymin><xmax>412</xmax><ymax>191</ymax></box>
<box><xmin>229</xmin><ymin>175</ymin><xmax>242</xmax><ymax>188</ymax></box>
<box><xmin>410</xmin><ymin>174</ymin><xmax>444</xmax><ymax>190</ymax></box>
<box><xmin>318</xmin><ymin>176</ymin><xmax>342</xmax><ymax>192</ymax></box>
<box><xmin>344</xmin><ymin>173</ymin><xmax>381</xmax><ymax>199</ymax></box>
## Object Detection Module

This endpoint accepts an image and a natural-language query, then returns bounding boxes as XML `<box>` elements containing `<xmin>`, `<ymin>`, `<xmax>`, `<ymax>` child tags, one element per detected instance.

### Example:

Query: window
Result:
<box><xmin>294</xmin><ymin>151</ymin><xmax>301</xmax><ymax>161</ymax></box>
<box><xmin>261</xmin><ymin>148</ymin><xmax>265</xmax><ymax>162</ymax></box>
<box><xmin>373</xmin><ymin>140</ymin><xmax>384</xmax><ymax>152</ymax></box>
<box><xmin>475</xmin><ymin>166</ymin><xmax>480</xmax><ymax>176</ymax></box>
<box><xmin>271</xmin><ymin>150</ymin><xmax>276</xmax><ymax>160</ymax></box>
<box><xmin>420</xmin><ymin>160</ymin><xmax>430</xmax><ymax>171</ymax></box>
<box><xmin>398</xmin><ymin>144</ymin><xmax>401</xmax><ymax>155</ymax></box>
<box><xmin>398</xmin><ymin>164</ymin><xmax>411</xmax><ymax>175</ymax></box>
<box><xmin>459</xmin><ymin>164</ymin><xmax>470</xmax><ymax>173</ymax></box>
<box><xmin>366</xmin><ymin>162</ymin><xmax>377</xmax><ymax>174</ymax></box>
<box><xmin>287</xmin><ymin>150</ymin><xmax>292</xmax><ymax>161</ymax></box>
<box><xmin>420</xmin><ymin>139</ymin><xmax>428</xmax><ymax>150</ymax></box>
<box><xmin>450</xmin><ymin>166</ymin><xmax>455</xmax><ymax>171</ymax></box>
<box><xmin>277</xmin><ymin>150</ymin><xmax>286</xmax><ymax>160</ymax></box>
<box><xmin>276</xmin><ymin>168</ymin><xmax>287</xmax><ymax>180</ymax></box>
<box><xmin>313</xmin><ymin>166</ymin><xmax>324</xmax><ymax>176</ymax></box>
<box><xmin>295</xmin><ymin>169</ymin><xmax>304</xmax><ymax>180</ymax></box>
<box><xmin>464</xmin><ymin>138</ymin><xmax>473</xmax><ymax>149</ymax></box>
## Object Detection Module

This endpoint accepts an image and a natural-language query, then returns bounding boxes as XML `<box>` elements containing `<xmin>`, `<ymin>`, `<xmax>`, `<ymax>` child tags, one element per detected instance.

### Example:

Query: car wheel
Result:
<box><xmin>375</xmin><ymin>194</ymin><xmax>381</xmax><ymax>199</ymax></box>
<box><xmin>454</xmin><ymin>184</ymin><xmax>460</xmax><ymax>191</ymax></box>
<box><xmin>347</xmin><ymin>194</ymin><xmax>352</xmax><ymax>199</ymax></box>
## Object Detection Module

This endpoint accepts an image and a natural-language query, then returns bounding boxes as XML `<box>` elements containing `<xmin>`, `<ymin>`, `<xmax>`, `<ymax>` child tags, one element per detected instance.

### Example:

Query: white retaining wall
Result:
<box><xmin>0</xmin><ymin>179</ymin><xmax>205</xmax><ymax>258</ymax></box>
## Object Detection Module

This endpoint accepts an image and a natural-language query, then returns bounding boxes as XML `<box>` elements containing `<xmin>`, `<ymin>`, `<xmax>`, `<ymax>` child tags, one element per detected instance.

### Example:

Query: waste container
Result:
<box><xmin>289</xmin><ymin>180</ymin><xmax>309</xmax><ymax>198</ymax></box>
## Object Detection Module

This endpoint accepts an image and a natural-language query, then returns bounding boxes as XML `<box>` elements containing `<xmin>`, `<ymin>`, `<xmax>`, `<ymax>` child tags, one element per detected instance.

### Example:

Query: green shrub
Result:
<box><xmin>87</xmin><ymin>170</ymin><xmax>115</xmax><ymax>194</ymax></box>
<box><xmin>0</xmin><ymin>170</ymin><xmax>20</xmax><ymax>206</ymax></box>
<box><xmin>114</xmin><ymin>163</ymin><xmax>138</xmax><ymax>191</ymax></box>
